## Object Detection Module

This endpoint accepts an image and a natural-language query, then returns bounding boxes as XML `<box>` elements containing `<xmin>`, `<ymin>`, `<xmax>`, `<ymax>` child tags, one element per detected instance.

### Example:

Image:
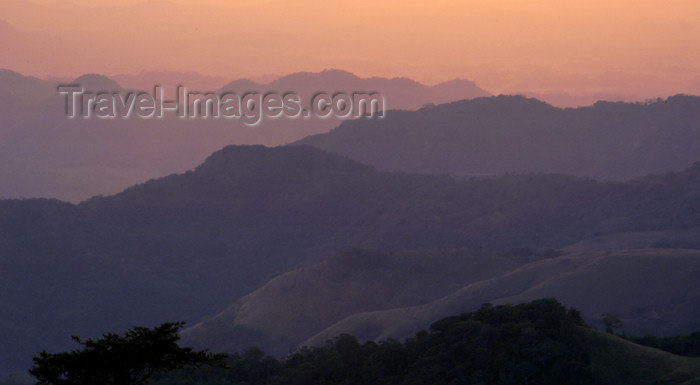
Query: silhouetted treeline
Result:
<box><xmin>154</xmin><ymin>299</ymin><xmax>593</xmax><ymax>385</ymax></box>
<box><xmin>628</xmin><ymin>332</ymin><xmax>700</xmax><ymax>357</ymax></box>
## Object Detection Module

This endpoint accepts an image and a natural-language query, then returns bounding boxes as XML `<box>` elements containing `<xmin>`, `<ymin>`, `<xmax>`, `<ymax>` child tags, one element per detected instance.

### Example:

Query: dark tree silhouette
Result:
<box><xmin>601</xmin><ymin>313</ymin><xmax>624</xmax><ymax>334</ymax></box>
<box><xmin>29</xmin><ymin>322</ymin><xmax>224</xmax><ymax>385</ymax></box>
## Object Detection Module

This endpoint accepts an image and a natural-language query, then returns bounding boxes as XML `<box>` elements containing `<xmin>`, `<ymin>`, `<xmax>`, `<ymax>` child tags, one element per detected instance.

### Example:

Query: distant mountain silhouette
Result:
<box><xmin>218</xmin><ymin>78</ymin><xmax>260</xmax><ymax>92</ymax></box>
<box><xmin>219</xmin><ymin>69</ymin><xmax>491</xmax><ymax>110</ymax></box>
<box><xmin>71</xmin><ymin>73</ymin><xmax>124</xmax><ymax>91</ymax></box>
<box><xmin>0</xmin><ymin>72</ymin><xmax>221</xmax><ymax>202</ymax></box>
<box><xmin>295</xmin><ymin>94</ymin><xmax>700</xmax><ymax>180</ymax></box>
<box><xmin>3</xmin><ymin>144</ymin><xmax>700</xmax><ymax>375</ymax></box>
<box><xmin>0</xmin><ymin>69</ymin><xmax>488</xmax><ymax>202</ymax></box>
<box><xmin>431</xmin><ymin>78</ymin><xmax>495</xmax><ymax>104</ymax></box>
<box><xmin>113</xmin><ymin>70</ymin><xmax>230</xmax><ymax>97</ymax></box>
<box><xmin>519</xmin><ymin>91</ymin><xmax>644</xmax><ymax>108</ymax></box>
<box><xmin>0</xmin><ymin>69</ymin><xmax>54</xmax><ymax>137</ymax></box>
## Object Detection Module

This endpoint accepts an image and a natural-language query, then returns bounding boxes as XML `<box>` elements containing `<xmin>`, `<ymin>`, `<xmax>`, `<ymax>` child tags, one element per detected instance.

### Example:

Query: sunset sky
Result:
<box><xmin>1</xmin><ymin>0</ymin><xmax>699</xmax><ymax>96</ymax></box>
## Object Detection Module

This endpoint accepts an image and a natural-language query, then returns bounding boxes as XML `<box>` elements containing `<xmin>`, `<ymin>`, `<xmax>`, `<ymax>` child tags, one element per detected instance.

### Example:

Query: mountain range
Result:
<box><xmin>0</xmin><ymin>69</ymin><xmax>488</xmax><ymax>202</ymax></box>
<box><xmin>296</xmin><ymin>94</ymin><xmax>700</xmax><ymax>180</ymax></box>
<box><xmin>2</xmin><ymin>144</ymin><xmax>700</xmax><ymax>377</ymax></box>
<box><xmin>5</xmin><ymin>68</ymin><xmax>700</xmax><ymax>202</ymax></box>
<box><xmin>4</xmin><ymin>68</ymin><xmax>700</xmax><ymax>382</ymax></box>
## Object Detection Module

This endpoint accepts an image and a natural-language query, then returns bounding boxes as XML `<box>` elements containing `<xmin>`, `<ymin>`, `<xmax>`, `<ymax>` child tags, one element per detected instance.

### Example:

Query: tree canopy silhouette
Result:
<box><xmin>29</xmin><ymin>322</ymin><xmax>224</xmax><ymax>385</ymax></box>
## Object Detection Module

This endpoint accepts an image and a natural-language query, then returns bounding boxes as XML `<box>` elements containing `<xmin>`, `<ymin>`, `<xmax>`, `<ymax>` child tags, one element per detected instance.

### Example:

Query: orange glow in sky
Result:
<box><xmin>1</xmin><ymin>0</ymin><xmax>699</xmax><ymax>96</ymax></box>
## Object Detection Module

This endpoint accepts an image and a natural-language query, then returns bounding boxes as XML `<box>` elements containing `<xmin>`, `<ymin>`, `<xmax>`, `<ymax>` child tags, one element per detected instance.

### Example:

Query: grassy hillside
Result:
<box><xmin>181</xmin><ymin>247</ymin><xmax>522</xmax><ymax>356</ymax></box>
<box><xmin>303</xmin><ymin>249</ymin><xmax>700</xmax><ymax>349</ymax></box>
<box><xmin>585</xmin><ymin>328</ymin><xmax>700</xmax><ymax>385</ymax></box>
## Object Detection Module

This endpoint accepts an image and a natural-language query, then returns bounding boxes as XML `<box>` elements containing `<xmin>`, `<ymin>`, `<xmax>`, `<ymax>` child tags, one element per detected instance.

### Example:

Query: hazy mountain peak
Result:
<box><xmin>271</xmin><ymin>69</ymin><xmax>361</xmax><ymax>86</ymax></box>
<box><xmin>0</xmin><ymin>68</ymin><xmax>44</xmax><ymax>85</ymax></box>
<box><xmin>429</xmin><ymin>94</ymin><xmax>557</xmax><ymax>114</ymax></box>
<box><xmin>71</xmin><ymin>73</ymin><xmax>123</xmax><ymax>91</ymax></box>
<box><xmin>0</xmin><ymin>68</ymin><xmax>54</xmax><ymax>101</ymax></box>
<box><xmin>319</xmin><ymin>68</ymin><xmax>358</xmax><ymax>75</ymax></box>
<box><xmin>315</xmin><ymin>68</ymin><xmax>361</xmax><ymax>80</ymax></box>
<box><xmin>492</xmin><ymin>93</ymin><xmax>557</xmax><ymax>107</ymax></box>
<box><xmin>218</xmin><ymin>78</ymin><xmax>262</xmax><ymax>91</ymax></box>
<box><xmin>432</xmin><ymin>78</ymin><xmax>480</xmax><ymax>89</ymax></box>
<box><xmin>366</xmin><ymin>75</ymin><xmax>423</xmax><ymax>87</ymax></box>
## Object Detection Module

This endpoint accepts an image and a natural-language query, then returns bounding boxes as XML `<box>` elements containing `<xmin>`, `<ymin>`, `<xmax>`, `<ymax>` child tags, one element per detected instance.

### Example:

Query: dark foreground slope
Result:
<box><xmin>3</xmin><ymin>145</ymin><xmax>700</xmax><ymax>375</ymax></box>
<box><xmin>295</xmin><ymin>94</ymin><xmax>700</xmax><ymax>180</ymax></box>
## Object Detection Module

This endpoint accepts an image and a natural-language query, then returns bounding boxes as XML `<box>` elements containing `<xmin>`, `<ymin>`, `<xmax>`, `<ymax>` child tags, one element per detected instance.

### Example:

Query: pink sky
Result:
<box><xmin>1</xmin><ymin>0</ymin><xmax>699</xmax><ymax>96</ymax></box>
